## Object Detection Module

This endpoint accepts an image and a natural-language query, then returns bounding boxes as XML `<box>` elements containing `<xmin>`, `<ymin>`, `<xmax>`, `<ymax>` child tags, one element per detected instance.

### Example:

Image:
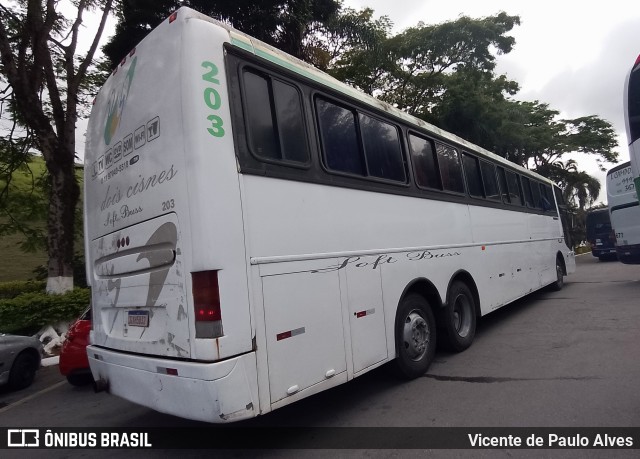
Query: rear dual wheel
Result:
<box><xmin>440</xmin><ymin>281</ymin><xmax>477</xmax><ymax>352</ymax></box>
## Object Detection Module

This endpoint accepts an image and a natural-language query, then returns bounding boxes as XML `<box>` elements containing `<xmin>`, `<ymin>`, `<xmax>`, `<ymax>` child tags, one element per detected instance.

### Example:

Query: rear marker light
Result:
<box><xmin>192</xmin><ymin>270</ymin><xmax>223</xmax><ymax>338</ymax></box>
<box><xmin>354</xmin><ymin>308</ymin><xmax>375</xmax><ymax>318</ymax></box>
<box><xmin>276</xmin><ymin>327</ymin><xmax>305</xmax><ymax>341</ymax></box>
<box><xmin>169</xmin><ymin>11</ymin><xmax>178</xmax><ymax>23</ymax></box>
<box><xmin>129</xmin><ymin>48</ymin><xmax>136</xmax><ymax>57</ymax></box>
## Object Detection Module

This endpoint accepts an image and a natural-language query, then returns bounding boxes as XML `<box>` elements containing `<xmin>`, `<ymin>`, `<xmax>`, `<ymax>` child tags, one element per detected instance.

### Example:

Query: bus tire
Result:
<box><xmin>441</xmin><ymin>281</ymin><xmax>476</xmax><ymax>352</ymax></box>
<box><xmin>393</xmin><ymin>293</ymin><xmax>436</xmax><ymax>379</ymax></box>
<box><xmin>549</xmin><ymin>256</ymin><xmax>564</xmax><ymax>291</ymax></box>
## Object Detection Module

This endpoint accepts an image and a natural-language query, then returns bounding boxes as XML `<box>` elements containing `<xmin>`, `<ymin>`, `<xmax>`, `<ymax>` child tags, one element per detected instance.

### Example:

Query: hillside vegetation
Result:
<box><xmin>0</xmin><ymin>156</ymin><xmax>84</xmax><ymax>282</ymax></box>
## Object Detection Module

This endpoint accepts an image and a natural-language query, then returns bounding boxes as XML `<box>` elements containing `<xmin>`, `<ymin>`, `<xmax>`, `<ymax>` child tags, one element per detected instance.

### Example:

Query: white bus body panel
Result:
<box><xmin>85</xmin><ymin>14</ymin><xmax>252</xmax><ymax>365</ymax></box>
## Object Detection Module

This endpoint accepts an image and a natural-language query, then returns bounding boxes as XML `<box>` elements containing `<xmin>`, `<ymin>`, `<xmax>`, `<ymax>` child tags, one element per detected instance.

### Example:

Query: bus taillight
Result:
<box><xmin>192</xmin><ymin>270</ymin><xmax>223</xmax><ymax>338</ymax></box>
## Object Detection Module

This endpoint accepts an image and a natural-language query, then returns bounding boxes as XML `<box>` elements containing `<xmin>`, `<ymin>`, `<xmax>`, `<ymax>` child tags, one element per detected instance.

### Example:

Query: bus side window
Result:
<box><xmin>409</xmin><ymin>134</ymin><xmax>442</xmax><ymax>190</ymax></box>
<box><xmin>359</xmin><ymin>114</ymin><xmax>406</xmax><ymax>182</ymax></box>
<box><xmin>316</xmin><ymin>98</ymin><xmax>365</xmax><ymax>176</ymax></box>
<box><xmin>496</xmin><ymin>166</ymin><xmax>510</xmax><ymax>203</ymax></box>
<box><xmin>243</xmin><ymin>70</ymin><xmax>309</xmax><ymax>163</ymax></box>
<box><xmin>540</xmin><ymin>183</ymin><xmax>554</xmax><ymax>213</ymax></box>
<box><xmin>530</xmin><ymin>179</ymin><xmax>542</xmax><ymax>209</ymax></box>
<box><xmin>462</xmin><ymin>153</ymin><xmax>484</xmax><ymax>198</ymax></box>
<box><xmin>436</xmin><ymin>142</ymin><xmax>465</xmax><ymax>194</ymax></box>
<box><xmin>480</xmin><ymin>160</ymin><xmax>501</xmax><ymax>201</ymax></box>
<box><xmin>505</xmin><ymin>170</ymin><xmax>522</xmax><ymax>206</ymax></box>
<box><xmin>521</xmin><ymin>176</ymin><xmax>534</xmax><ymax>207</ymax></box>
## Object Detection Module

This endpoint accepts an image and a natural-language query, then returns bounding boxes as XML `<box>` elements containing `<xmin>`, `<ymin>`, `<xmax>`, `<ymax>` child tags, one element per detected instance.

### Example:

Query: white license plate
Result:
<box><xmin>127</xmin><ymin>310</ymin><xmax>149</xmax><ymax>327</ymax></box>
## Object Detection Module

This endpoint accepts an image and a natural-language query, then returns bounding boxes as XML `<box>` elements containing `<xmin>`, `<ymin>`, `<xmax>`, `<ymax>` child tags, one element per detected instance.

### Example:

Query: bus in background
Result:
<box><xmin>624</xmin><ymin>54</ymin><xmax>640</xmax><ymax>195</ymax></box>
<box><xmin>606</xmin><ymin>162</ymin><xmax>640</xmax><ymax>263</ymax></box>
<box><xmin>585</xmin><ymin>208</ymin><xmax>616</xmax><ymax>260</ymax></box>
<box><xmin>84</xmin><ymin>7</ymin><xmax>575</xmax><ymax>423</ymax></box>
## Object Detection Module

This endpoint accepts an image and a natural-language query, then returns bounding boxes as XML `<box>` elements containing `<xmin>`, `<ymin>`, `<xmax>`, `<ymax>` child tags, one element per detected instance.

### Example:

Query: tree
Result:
<box><xmin>104</xmin><ymin>0</ymin><xmax>342</xmax><ymax>68</ymax></box>
<box><xmin>0</xmin><ymin>0</ymin><xmax>114</xmax><ymax>293</ymax></box>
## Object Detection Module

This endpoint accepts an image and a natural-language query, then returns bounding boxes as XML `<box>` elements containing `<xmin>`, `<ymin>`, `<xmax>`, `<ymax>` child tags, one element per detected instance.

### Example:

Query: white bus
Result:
<box><xmin>84</xmin><ymin>7</ymin><xmax>575</xmax><ymax>423</ymax></box>
<box><xmin>624</xmin><ymin>54</ymin><xmax>640</xmax><ymax>196</ymax></box>
<box><xmin>606</xmin><ymin>162</ymin><xmax>640</xmax><ymax>263</ymax></box>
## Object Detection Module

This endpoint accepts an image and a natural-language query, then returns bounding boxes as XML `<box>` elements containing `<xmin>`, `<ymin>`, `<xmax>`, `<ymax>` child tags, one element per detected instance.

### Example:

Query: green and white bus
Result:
<box><xmin>84</xmin><ymin>7</ymin><xmax>575</xmax><ymax>423</ymax></box>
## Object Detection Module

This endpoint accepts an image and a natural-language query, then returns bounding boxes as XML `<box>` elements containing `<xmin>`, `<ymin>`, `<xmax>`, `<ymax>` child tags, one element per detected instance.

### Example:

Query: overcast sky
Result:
<box><xmin>77</xmin><ymin>1</ymin><xmax>640</xmax><ymax>203</ymax></box>
<box><xmin>345</xmin><ymin>0</ymin><xmax>640</xmax><ymax>203</ymax></box>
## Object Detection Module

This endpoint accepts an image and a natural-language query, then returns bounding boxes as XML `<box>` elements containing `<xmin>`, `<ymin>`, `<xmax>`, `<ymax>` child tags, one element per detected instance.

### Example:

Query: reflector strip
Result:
<box><xmin>157</xmin><ymin>367</ymin><xmax>179</xmax><ymax>376</ymax></box>
<box><xmin>277</xmin><ymin>327</ymin><xmax>305</xmax><ymax>341</ymax></box>
<box><xmin>355</xmin><ymin>308</ymin><xmax>376</xmax><ymax>318</ymax></box>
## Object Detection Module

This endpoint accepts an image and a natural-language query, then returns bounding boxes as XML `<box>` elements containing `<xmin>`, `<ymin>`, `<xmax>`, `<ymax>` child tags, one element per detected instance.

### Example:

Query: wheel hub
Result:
<box><xmin>403</xmin><ymin>311</ymin><xmax>430</xmax><ymax>360</ymax></box>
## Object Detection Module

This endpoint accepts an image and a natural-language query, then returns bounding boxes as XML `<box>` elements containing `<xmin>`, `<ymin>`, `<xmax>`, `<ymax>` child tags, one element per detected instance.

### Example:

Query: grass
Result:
<box><xmin>0</xmin><ymin>155</ymin><xmax>83</xmax><ymax>282</ymax></box>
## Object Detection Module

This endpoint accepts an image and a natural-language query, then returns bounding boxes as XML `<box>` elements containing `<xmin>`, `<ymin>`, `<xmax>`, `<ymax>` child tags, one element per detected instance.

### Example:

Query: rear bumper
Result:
<box><xmin>87</xmin><ymin>345</ymin><xmax>259</xmax><ymax>423</ymax></box>
<box><xmin>616</xmin><ymin>244</ymin><xmax>640</xmax><ymax>264</ymax></box>
<box><xmin>591</xmin><ymin>247</ymin><xmax>616</xmax><ymax>258</ymax></box>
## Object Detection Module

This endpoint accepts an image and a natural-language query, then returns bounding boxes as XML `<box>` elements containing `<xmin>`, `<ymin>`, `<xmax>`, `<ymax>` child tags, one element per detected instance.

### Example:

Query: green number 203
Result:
<box><xmin>201</xmin><ymin>61</ymin><xmax>225</xmax><ymax>138</ymax></box>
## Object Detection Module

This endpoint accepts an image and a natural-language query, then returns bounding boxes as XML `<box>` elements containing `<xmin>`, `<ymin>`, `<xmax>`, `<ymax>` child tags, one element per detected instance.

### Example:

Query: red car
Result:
<box><xmin>59</xmin><ymin>307</ymin><xmax>93</xmax><ymax>386</ymax></box>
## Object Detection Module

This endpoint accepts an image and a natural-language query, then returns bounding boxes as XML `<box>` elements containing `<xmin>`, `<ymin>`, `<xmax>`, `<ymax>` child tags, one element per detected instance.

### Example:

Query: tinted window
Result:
<box><xmin>359</xmin><ymin>114</ymin><xmax>405</xmax><ymax>182</ymax></box>
<box><xmin>629</xmin><ymin>65</ymin><xmax>640</xmax><ymax>143</ymax></box>
<box><xmin>480</xmin><ymin>160</ymin><xmax>500</xmax><ymax>201</ymax></box>
<box><xmin>530</xmin><ymin>180</ymin><xmax>542</xmax><ymax>209</ymax></box>
<box><xmin>244</xmin><ymin>72</ymin><xmax>279</xmax><ymax>159</ymax></box>
<box><xmin>497</xmin><ymin>167</ymin><xmax>510</xmax><ymax>203</ymax></box>
<box><xmin>436</xmin><ymin>143</ymin><xmax>465</xmax><ymax>193</ymax></box>
<box><xmin>316</xmin><ymin>99</ymin><xmax>364</xmax><ymax>175</ymax></box>
<box><xmin>521</xmin><ymin>176</ymin><xmax>534</xmax><ymax>207</ymax></box>
<box><xmin>273</xmin><ymin>80</ymin><xmax>308</xmax><ymax>162</ymax></box>
<box><xmin>463</xmin><ymin>153</ymin><xmax>483</xmax><ymax>198</ymax></box>
<box><xmin>410</xmin><ymin>135</ymin><xmax>441</xmax><ymax>189</ymax></box>
<box><xmin>540</xmin><ymin>183</ymin><xmax>554</xmax><ymax>212</ymax></box>
<box><xmin>243</xmin><ymin>71</ymin><xmax>309</xmax><ymax>163</ymax></box>
<box><xmin>505</xmin><ymin>170</ymin><xmax>522</xmax><ymax>206</ymax></box>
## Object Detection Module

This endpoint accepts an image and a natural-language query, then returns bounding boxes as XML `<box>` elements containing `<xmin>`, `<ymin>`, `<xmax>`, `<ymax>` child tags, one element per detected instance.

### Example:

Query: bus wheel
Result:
<box><xmin>441</xmin><ymin>281</ymin><xmax>476</xmax><ymax>352</ymax></box>
<box><xmin>394</xmin><ymin>293</ymin><xmax>436</xmax><ymax>379</ymax></box>
<box><xmin>549</xmin><ymin>257</ymin><xmax>564</xmax><ymax>291</ymax></box>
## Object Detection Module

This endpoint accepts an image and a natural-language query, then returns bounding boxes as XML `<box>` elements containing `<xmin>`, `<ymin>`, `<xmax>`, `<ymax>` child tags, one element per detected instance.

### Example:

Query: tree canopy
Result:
<box><xmin>104</xmin><ymin>0</ymin><xmax>342</xmax><ymax>67</ymax></box>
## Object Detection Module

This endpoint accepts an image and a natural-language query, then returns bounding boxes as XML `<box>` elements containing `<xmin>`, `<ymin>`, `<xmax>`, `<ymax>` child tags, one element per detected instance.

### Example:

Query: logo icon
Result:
<box><xmin>7</xmin><ymin>429</ymin><xmax>39</xmax><ymax>447</ymax></box>
<box><xmin>104</xmin><ymin>56</ymin><xmax>138</xmax><ymax>146</ymax></box>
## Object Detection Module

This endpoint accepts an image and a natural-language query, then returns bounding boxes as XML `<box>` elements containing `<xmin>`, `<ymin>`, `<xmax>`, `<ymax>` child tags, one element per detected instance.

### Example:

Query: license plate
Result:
<box><xmin>127</xmin><ymin>310</ymin><xmax>149</xmax><ymax>327</ymax></box>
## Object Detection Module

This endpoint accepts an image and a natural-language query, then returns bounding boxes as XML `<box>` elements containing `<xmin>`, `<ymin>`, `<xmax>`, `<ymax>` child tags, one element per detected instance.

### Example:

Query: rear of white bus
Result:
<box><xmin>83</xmin><ymin>9</ymin><xmax>258</xmax><ymax>422</ymax></box>
<box><xmin>606</xmin><ymin>162</ymin><xmax>640</xmax><ymax>264</ymax></box>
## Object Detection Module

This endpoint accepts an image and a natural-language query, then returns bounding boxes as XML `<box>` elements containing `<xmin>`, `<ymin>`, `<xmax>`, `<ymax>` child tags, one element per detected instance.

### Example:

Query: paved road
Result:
<box><xmin>1</xmin><ymin>253</ymin><xmax>639</xmax><ymax>457</ymax></box>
